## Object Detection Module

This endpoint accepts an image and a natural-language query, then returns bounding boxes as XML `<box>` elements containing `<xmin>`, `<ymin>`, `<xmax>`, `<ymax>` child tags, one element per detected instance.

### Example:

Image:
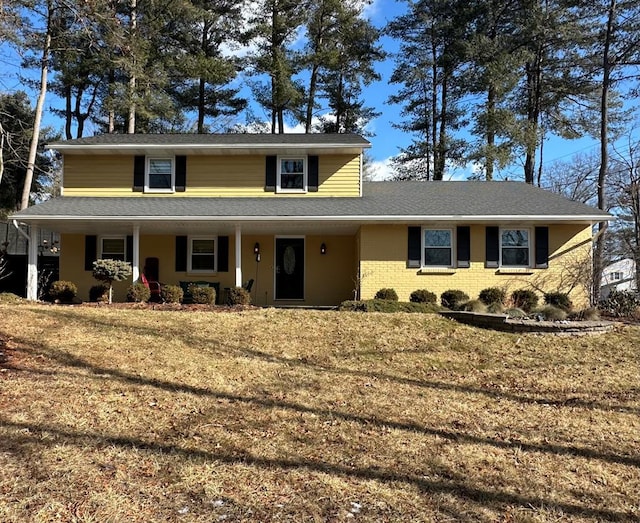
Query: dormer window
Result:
<box><xmin>146</xmin><ymin>157</ymin><xmax>175</xmax><ymax>192</ymax></box>
<box><xmin>277</xmin><ymin>156</ymin><xmax>307</xmax><ymax>193</ymax></box>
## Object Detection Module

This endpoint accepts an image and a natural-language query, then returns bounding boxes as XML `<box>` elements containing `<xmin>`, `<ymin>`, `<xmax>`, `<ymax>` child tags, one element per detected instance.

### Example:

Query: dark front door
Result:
<box><xmin>275</xmin><ymin>238</ymin><xmax>304</xmax><ymax>300</ymax></box>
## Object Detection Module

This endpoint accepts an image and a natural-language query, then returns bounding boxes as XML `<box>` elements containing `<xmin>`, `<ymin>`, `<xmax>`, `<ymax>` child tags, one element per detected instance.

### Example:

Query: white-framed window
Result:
<box><xmin>99</xmin><ymin>236</ymin><xmax>126</xmax><ymax>261</ymax></box>
<box><xmin>188</xmin><ymin>236</ymin><xmax>217</xmax><ymax>273</ymax></box>
<box><xmin>277</xmin><ymin>156</ymin><xmax>307</xmax><ymax>193</ymax></box>
<box><xmin>422</xmin><ymin>228</ymin><xmax>454</xmax><ymax>267</ymax></box>
<box><xmin>500</xmin><ymin>228</ymin><xmax>530</xmax><ymax>267</ymax></box>
<box><xmin>146</xmin><ymin>157</ymin><xmax>175</xmax><ymax>192</ymax></box>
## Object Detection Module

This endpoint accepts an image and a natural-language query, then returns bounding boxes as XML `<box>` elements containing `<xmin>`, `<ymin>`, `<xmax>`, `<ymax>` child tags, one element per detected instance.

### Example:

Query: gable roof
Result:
<box><xmin>46</xmin><ymin>133</ymin><xmax>370</xmax><ymax>155</ymax></box>
<box><xmin>13</xmin><ymin>181</ymin><xmax>610</xmax><ymax>224</ymax></box>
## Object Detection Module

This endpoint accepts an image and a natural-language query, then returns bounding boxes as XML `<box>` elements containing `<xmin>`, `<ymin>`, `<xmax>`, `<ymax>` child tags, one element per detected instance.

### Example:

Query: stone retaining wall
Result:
<box><xmin>441</xmin><ymin>311</ymin><xmax>616</xmax><ymax>335</ymax></box>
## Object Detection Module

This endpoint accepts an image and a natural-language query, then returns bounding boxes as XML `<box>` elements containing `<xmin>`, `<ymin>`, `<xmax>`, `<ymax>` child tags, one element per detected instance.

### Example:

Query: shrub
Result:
<box><xmin>568</xmin><ymin>307</ymin><xmax>600</xmax><ymax>321</ymax></box>
<box><xmin>504</xmin><ymin>307</ymin><xmax>527</xmax><ymax>319</ymax></box>
<box><xmin>599</xmin><ymin>290</ymin><xmax>640</xmax><ymax>317</ymax></box>
<box><xmin>226</xmin><ymin>287</ymin><xmax>251</xmax><ymax>306</ymax></box>
<box><xmin>49</xmin><ymin>280</ymin><xmax>78</xmax><ymax>302</ymax></box>
<box><xmin>189</xmin><ymin>284</ymin><xmax>216</xmax><ymax>305</ymax></box>
<box><xmin>89</xmin><ymin>284</ymin><xmax>110</xmax><ymax>303</ymax></box>
<box><xmin>479</xmin><ymin>287</ymin><xmax>506</xmax><ymax>306</ymax></box>
<box><xmin>487</xmin><ymin>302</ymin><xmax>505</xmax><ymax>314</ymax></box>
<box><xmin>510</xmin><ymin>289</ymin><xmax>538</xmax><ymax>312</ymax></box>
<box><xmin>127</xmin><ymin>283</ymin><xmax>150</xmax><ymax>303</ymax></box>
<box><xmin>92</xmin><ymin>259</ymin><xmax>132</xmax><ymax>303</ymax></box>
<box><xmin>409</xmin><ymin>289</ymin><xmax>437</xmax><ymax>304</ymax></box>
<box><xmin>0</xmin><ymin>292</ymin><xmax>25</xmax><ymax>304</ymax></box>
<box><xmin>339</xmin><ymin>300</ymin><xmax>440</xmax><ymax>313</ymax></box>
<box><xmin>544</xmin><ymin>292</ymin><xmax>573</xmax><ymax>312</ymax></box>
<box><xmin>374</xmin><ymin>288</ymin><xmax>398</xmax><ymax>301</ymax></box>
<box><xmin>463</xmin><ymin>299</ymin><xmax>487</xmax><ymax>313</ymax></box>
<box><xmin>161</xmin><ymin>284</ymin><xmax>184</xmax><ymax>304</ymax></box>
<box><xmin>538</xmin><ymin>305</ymin><xmax>568</xmax><ymax>321</ymax></box>
<box><xmin>440</xmin><ymin>289</ymin><xmax>469</xmax><ymax>310</ymax></box>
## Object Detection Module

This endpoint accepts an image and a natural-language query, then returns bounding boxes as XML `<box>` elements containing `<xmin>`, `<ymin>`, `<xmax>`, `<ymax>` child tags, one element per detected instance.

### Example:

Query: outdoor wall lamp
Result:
<box><xmin>254</xmin><ymin>242</ymin><xmax>260</xmax><ymax>254</ymax></box>
<box><xmin>320</xmin><ymin>242</ymin><xmax>327</xmax><ymax>255</ymax></box>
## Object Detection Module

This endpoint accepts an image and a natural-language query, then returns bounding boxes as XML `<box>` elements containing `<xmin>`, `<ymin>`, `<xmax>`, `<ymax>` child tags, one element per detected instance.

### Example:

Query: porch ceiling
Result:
<box><xmin>22</xmin><ymin>218</ymin><xmax>361</xmax><ymax>236</ymax></box>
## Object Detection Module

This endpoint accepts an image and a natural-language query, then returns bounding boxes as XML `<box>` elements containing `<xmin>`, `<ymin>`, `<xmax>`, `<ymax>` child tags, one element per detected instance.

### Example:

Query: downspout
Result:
<box><xmin>12</xmin><ymin>220</ymin><xmax>38</xmax><ymax>300</ymax></box>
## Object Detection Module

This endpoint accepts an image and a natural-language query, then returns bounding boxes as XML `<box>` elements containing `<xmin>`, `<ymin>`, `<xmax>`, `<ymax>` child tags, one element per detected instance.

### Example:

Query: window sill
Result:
<box><xmin>276</xmin><ymin>189</ymin><xmax>307</xmax><ymax>194</ymax></box>
<box><xmin>419</xmin><ymin>268</ymin><xmax>456</xmax><ymax>274</ymax></box>
<box><xmin>144</xmin><ymin>189</ymin><xmax>175</xmax><ymax>194</ymax></box>
<box><xmin>497</xmin><ymin>268</ymin><xmax>534</xmax><ymax>275</ymax></box>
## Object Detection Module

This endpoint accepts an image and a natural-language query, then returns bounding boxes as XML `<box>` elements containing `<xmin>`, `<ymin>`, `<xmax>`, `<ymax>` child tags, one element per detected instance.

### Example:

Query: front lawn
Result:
<box><xmin>0</xmin><ymin>305</ymin><xmax>638</xmax><ymax>522</ymax></box>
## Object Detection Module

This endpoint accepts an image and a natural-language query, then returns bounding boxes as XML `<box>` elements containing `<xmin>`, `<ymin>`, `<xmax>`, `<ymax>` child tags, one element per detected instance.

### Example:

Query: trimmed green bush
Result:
<box><xmin>487</xmin><ymin>302</ymin><xmax>505</xmax><ymax>314</ymax></box>
<box><xmin>339</xmin><ymin>300</ymin><xmax>440</xmax><ymax>313</ymax></box>
<box><xmin>463</xmin><ymin>299</ymin><xmax>487</xmax><ymax>313</ymax></box>
<box><xmin>374</xmin><ymin>288</ymin><xmax>399</xmax><ymax>301</ymax></box>
<box><xmin>189</xmin><ymin>284</ymin><xmax>216</xmax><ymax>305</ymax></box>
<box><xmin>161</xmin><ymin>285</ymin><xmax>184</xmax><ymax>304</ymax></box>
<box><xmin>544</xmin><ymin>292</ymin><xmax>573</xmax><ymax>312</ymax></box>
<box><xmin>599</xmin><ymin>290</ymin><xmax>640</xmax><ymax>317</ymax></box>
<box><xmin>49</xmin><ymin>280</ymin><xmax>77</xmax><ymax>302</ymax></box>
<box><xmin>510</xmin><ymin>289</ymin><xmax>538</xmax><ymax>312</ymax></box>
<box><xmin>440</xmin><ymin>289</ymin><xmax>469</xmax><ymax>310</ymax></box>
<box><xmin>504</xmin><ymin>307</ymin><xmax>527</xmax><ymax>319</ymax></box>
<box><xmin>89</xmin><ymin>284</ymin><xmax>110</xmax><ymax>303</ymax></box>
<box><xmin>479</xmin><ymin>287</ymin><xmax>506</xmax><ymax>306</ymax></box>
<box><xmin>226</xmin><ymin>287</ymin><xmax>251</xmax><ymax>306</ymax></box>
<box><xmin>127</xmin><ymin>283</ymin><xmax>150</xmax><ymax>303</ymax></box>
<box><xmin>538</xmin><ymin>305</ymin><xmax>568</xmax><ymax>321</ymax></box>
<box><xmin>409</xmin><ymin>289</ymin><xmax>437</xmax><ymax>304</ymax></box>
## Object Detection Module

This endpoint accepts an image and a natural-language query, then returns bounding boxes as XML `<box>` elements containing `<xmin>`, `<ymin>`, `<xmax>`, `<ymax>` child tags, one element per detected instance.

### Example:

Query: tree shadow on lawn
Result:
<box><xmin>25</xmin><ymin>309</ymin><xmax>640</xmax><ymax>416</ymax></box>
<box><xmin>4</xmin><ymin>332</ymin><xmax>639</xmax><ymax>472</ymax></box>
<box><xmin>0</xmin><ymin>416</ymin><xmax>635</xmax><ymax>522</ymax></box>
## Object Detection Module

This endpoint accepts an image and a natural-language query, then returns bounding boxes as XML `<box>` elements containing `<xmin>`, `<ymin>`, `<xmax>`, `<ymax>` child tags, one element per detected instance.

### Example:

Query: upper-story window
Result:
<box><xmin>423</xmin><ymin>228</ymin><xmax>453</xmax><ymax>267</ymax></box>
<box><xmin>277</xmin><ymin>156</ymin><xmax>307</xmax><ymax>193</ymax></box>
<box><xmin>146</xmin><ymin>157</ymin><xmax>175</xmax><ymax>192</ymax></box>
<box><xmin>501</xmin><ymin>228</ymin><xmax>530</xmax><ymax>267</ymax></box>
<box><xmin>610</xmin><ymin>271</ymin><xmax>623</xmax><ymax>281</ymax></box>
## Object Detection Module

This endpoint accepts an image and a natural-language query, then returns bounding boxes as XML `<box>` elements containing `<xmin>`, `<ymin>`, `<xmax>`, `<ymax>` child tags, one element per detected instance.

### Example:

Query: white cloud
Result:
<box><xmin>367</xmin><ymin>157</ymin><xmax>394</xmax><ymax>181</ymax></box>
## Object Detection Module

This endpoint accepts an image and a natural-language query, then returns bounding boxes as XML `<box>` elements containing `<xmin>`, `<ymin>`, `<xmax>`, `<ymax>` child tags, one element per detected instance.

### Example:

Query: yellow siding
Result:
<box><xmin>359</xmin><ymin>224</ymin><xmax>593</xmax><ymax>308</ymax></box>
<box><xmin>61</xmin><ymin>233</ymin><xmax>356</xmax><ymax>306</ymax></box>
<box><xmin>63</xmin><ymin>154</ymin><xmax>361</xmax><ymax>197</ymax></box>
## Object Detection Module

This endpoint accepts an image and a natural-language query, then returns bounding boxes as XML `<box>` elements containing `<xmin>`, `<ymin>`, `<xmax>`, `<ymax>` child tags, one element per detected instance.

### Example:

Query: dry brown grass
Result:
<box><xmin>0</xmin><ymin>304</ymin><xmax>638</xmax><ymax>522</ymax></box>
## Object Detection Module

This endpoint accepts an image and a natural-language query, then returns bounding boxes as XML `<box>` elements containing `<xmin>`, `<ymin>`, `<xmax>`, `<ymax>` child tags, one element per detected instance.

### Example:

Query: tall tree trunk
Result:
<box><xmin>21</xmin><ymin>6</ymin><xmax>51</xmax><ymax>210</ymax></box>
<box><xmin>127</xmin><ymin>0</ymin><xmax>137</xmax><ymax>134</ymax></box>
<box><xmin>305</xmin><ymin>62</ymin><xmax>320</xmax><ymax>133</ymax></box>
<box><xmin>64</xmin><ymin>84</ymin><xmax>72</xmax><ymax>139</ymax></box>
<box><xmin>435</xmin><ymin>70</ymin><xmax>448</xmax><ymax>181</ymax></box>
<box><xmin>485</xmin><ymin>85</ymin><xmax>495</xmax><ymax>181</ymax></box>
<box><xmin>593</xmin><ymin>0</ymin><xmax>615</xmax><ymax>305</ymax></box>
<box><xmin>430</xmin><ymin>32</ymin><xmax>438</xmax><ymax>181</ymax></box>
<box><xmin>524</xmin><ymin>46</ymin><xmax>542</xmax><ymax>184</ymax></box>
<box><xmin>197</xmin><ymin>77</ymin><xmax>206</xmax><ymax>133</ymax></box>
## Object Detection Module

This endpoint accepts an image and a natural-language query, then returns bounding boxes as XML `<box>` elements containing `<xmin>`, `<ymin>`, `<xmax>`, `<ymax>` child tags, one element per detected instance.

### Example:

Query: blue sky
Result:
<box><xmin>0</xmin><ymin>0</ymin><xmax>622</xmax><ymax>182</ymax></box>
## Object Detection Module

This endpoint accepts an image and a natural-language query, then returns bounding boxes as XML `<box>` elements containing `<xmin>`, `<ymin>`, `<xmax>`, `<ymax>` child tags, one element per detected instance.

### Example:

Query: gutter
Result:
<box><xmin>12</xmin><ymin>219</ymin><xmax>31</xmax><ymax>242</ymax></box>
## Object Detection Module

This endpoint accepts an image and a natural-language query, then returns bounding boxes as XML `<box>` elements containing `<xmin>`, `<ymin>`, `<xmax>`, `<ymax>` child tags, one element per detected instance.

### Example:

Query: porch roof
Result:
<box><xmin>12</xmin><ymin>181</ymin><xmax>610</xmax><ymax>235</ymax></box>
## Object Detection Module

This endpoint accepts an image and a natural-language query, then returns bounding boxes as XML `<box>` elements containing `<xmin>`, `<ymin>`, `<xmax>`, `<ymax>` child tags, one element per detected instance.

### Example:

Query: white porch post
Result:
<box><xmin>235</xmin><ymin>224</ymin><xmax>242</xmax><ymax>287</ymax></box>
<box><xmin>132</xmin><ymin>224</ymin><xmax>140</xmax><ymax>281</ymax></box>
<box><xmin>27</xmin><ymin>224</ymin><xmax>39</xmax><ymax>301</ymax></box>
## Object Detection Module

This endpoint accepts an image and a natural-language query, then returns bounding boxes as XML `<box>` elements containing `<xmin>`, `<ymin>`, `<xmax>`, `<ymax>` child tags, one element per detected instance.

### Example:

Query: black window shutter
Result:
<box><xmin>535</xmin><ymin>226</ymin><xmax>549</xmax><ymax>268</ymax></box>
<box><xmin>265</xmin><ymin>156</ymin><xmax>277</xmax><ymax>192</ymax></box>
<box><xmin>485</xmin><ymin>226</ymin><xmax>499</xmax><ymax>268</ymax></box>
<box><xmin>175</xmin><ymin>236</ymin><xmax>188</xmax><ymax>272</ymax></box>
<box><xmin>456</xmin><ymin>226</ymin><xmax>470</xmax><ymax>268</ymax></box>
<box><xmin>175</xmin><ymin>155</ymin><xmax>186</xmax><ymax>192</ymax></box>
<box><xmin>308</xmin><ymin>155</ymin><xmax>319</xmax><ymax>192</ymax></box>
<box><xmin>133</xmin><ymin>155</ymin><xmax>145</xmax><ymax>192</ymax></box>
<box><xmin>85</xmin><ymin>235</ymin><xmax>97</xmax><ymax>271</ymax></box>
<box><xmin>407</xmin><ymin>226</ymin><xmax>421</xmax><ymax>268</ymax></box>
<box><xmin>217</xmin><ymin>236</ymin><xmax>229</xmax><ymax>272</ymax></box>
<box><xmin>126</xmin><ymin>235</ymin><xmax>133</xmax><ymax>263</ymax></box>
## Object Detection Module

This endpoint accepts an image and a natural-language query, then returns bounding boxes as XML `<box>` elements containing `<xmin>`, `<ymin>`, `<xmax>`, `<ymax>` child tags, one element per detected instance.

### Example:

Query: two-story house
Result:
<box><xmin>11</xmin><ymin>134</ymin><xmax>610</xmax><ymax>306</ymax></box>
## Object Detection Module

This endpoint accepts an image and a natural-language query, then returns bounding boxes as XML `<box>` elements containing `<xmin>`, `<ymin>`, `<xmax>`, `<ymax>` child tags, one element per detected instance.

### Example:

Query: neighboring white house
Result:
<box><xmin>601</xmin><ymin>258</ymin><xmax>637</xmax><ymax>298</ymax></box>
